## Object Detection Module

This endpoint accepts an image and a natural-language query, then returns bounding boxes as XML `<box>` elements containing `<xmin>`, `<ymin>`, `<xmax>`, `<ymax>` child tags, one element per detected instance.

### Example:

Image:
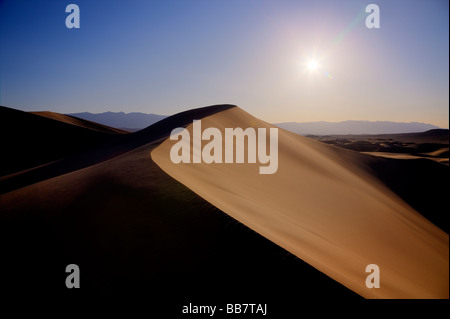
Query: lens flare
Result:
<box><xmin>323</xmin><ymin>71</ymin><xmax>333</xmax><ymax>80</ymax></box>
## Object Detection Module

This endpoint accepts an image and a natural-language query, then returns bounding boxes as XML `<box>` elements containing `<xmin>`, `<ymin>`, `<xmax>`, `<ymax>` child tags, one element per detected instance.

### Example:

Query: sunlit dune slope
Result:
<box><xmin>152</xmin><ymin>106</ymin><xmax>449</xmax><ymax>299</ymax></box>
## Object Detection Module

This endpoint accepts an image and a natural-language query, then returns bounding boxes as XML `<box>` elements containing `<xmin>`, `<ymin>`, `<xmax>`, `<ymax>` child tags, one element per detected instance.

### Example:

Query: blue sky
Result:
<box><xmin>0</xmin><ymin>0</ymin><xmax>448</xmax><ymax>127</ymax></box>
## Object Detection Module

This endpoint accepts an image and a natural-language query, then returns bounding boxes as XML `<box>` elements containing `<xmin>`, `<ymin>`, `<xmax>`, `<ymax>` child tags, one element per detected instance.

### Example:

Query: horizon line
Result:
<box><xmin>1</xmin><ymin>104</ymin><xmax>448</xmax><ymax>129</ymax></box>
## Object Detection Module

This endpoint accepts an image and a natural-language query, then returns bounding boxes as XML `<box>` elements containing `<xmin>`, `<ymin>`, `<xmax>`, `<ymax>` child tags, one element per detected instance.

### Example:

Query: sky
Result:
<box><xmin>0</xmin><ymin>0</ymin><xmax>448</xmax><ymax>127</ymax></box>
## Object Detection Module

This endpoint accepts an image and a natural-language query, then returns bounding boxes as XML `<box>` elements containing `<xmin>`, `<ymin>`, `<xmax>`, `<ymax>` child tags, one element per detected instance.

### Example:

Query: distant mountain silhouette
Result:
<box><xmin>274</xmin><ymin>120</ymin><xmax>441</xmax><ymax>135</ymax></box>
<box><xmin>68</xmin><ymin>111</ymin><xmax>167</xmax><ymax>131</ymax></box>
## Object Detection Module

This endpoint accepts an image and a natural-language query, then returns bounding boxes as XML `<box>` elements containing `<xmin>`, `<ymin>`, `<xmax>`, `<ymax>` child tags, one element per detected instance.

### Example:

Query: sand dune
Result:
<box><xmin>4</xmin><ymin>105</ymin><xmax>360</xmax><ymax>306</ymax></box>
<box><xmin>308</xmin><ymin>130</ymin><xmax>449</xmax><ymax>166</ymax></box>
<box><xmin>0</xmin><ymin>105</ymin><xmax>236</xmax><ymax>193</ymax></box>
<box><xmin>1</xmin><ymin>104</ymin><xmax>447</xmax><ymax>302</ymax></box>
<box><xmin>152</xmin><ymin>106</ymin><xmax>449</xmax><ymax>298</ymax></box>
<box><xmin>31</xmin><ymin>111</ymin><xmax>129</xmax><ymax>134</ymax></box>
<box><xmin>362</xmin><ymin>151</ymin><xmax>449</xmax><ymax>164</ymax></box>
<box><xmin>0</xmin><ymin>106</ymin><xmax>124</xmax><ymax>177</ymax></box>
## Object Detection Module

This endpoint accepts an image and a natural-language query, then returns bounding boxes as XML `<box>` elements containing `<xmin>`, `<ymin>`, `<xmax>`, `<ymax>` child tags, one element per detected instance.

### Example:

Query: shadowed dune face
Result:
<box><xmin>152</xmin><ymin>107</ymin><xmax>449</xmax><ymax>299</ymax></box>
<box><xmin>0</xmin><ymin>106</ymin><xmax>124</xmax><ymax>177</ymax></box>
<box><xmin>307</xmin><ymin>130</ymin><xmax>449</xmax><ymax>165</ymax></box>
<box><xmin>0</xmin><ymin>104</ymin><xmax>237</xmax><ymax>193</ymax></box>
<box><xmin>31</xmin><ymin>111</ymin><xmax>129</xmax><ymax>134</ymax></box>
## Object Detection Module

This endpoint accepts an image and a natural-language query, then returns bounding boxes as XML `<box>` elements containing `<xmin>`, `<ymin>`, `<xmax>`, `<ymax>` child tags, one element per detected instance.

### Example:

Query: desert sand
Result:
<box><xmin>362</xmin><ymin>151</ymin><xmax>449</xmax><ymax>164</ymax></box>
<box><xmin>31</xmin><ymin>111</ymin><xmax>129</xmax><ymax>134</ymax></box>
<box><xmin>152</xmin><ymin>106</ymin><xmax>449</xmax><ymax>299</ymax></box>
<box><xmin>0</xmin><ymin>106</ymin><xmax>125</xmax><ymax>177</ymax></box>
<box><xmin>7</xmin><ymin>105</ymin><xmax>350</xmax><ymax>305</ymax></box>
<box><xmin>1</xmin><ymin>104</ymin><xmax>447</xmax><ymax>302</ymax></box>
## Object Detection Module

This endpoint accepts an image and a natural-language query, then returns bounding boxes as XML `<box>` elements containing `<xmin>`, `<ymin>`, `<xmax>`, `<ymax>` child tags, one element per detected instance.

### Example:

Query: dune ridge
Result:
<box><xmin>151</xmin><ymin>106</ymin><xmax>449</xmax><ymax>298</ymax></box>
<box><xmin>1</xmin><ymin>105</ymin><xmax>360</xmax><ymax>304</ymax></box>
<box><xmin>0</xmin><ymin>105</ymin><xmax>235</xmax><ymax>193</ymax></box>
<box><xmin>0</xmin><ymin>106</ymin><xmax>124</xmax><ymax>177</ymax></box>
<box><xmin>31</xmin><ymin>111</ymin><xmax>129</xmax><ymax>134</ymax></box>
<box><xmin>1</xmin><ymin>104</ymin><xmax>447</xmax><ymax>301</ymax></box>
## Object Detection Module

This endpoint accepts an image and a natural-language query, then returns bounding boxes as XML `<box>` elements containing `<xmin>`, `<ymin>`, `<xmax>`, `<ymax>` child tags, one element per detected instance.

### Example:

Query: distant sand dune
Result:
<box><xmin>362</xmin><ymin>151</ymin><xmax>449</xmax><ymax>164</ymax></box>
<box><xmin>152</xmin><ymin>106</ymin><xmax>449</xmax><ymax>298</ymax></box>
<box><xmin>0</xmin><ymin>106</ymin><xmax>124</xmax><ymax>177</ymax></box>
<box><xmin>31</xmin><ymin>111</ymin><xmax>129</xmax><ymax>134</ymax></box>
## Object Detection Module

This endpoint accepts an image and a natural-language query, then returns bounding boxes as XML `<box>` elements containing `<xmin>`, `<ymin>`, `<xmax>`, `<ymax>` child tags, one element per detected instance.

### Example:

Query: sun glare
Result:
<box><xmin>307</xmin><ymin>60</ymin><xmax>319</xmax><ymax>71</ymax></box>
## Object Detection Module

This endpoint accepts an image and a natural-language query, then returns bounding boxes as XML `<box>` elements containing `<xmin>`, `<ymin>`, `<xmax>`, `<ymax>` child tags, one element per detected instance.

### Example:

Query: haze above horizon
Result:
<box><xmin>0</xmin><ymin>0</ymin><xmax>448</xmax><ymax>128</ymax></box>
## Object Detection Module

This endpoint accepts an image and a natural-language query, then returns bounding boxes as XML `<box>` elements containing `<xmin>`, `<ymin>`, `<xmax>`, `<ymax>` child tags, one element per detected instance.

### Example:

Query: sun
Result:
<box><xmin>307</xmin><ymin>59</ymin><xmax>319</xmax><ymax>71</ymax></box>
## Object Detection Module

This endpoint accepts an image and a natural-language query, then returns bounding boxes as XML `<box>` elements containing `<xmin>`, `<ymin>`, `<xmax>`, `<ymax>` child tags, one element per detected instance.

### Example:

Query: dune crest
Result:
<box><xmin>31</xmin><ymin>111</ymin><xmax>129</xmax><ymax>134</ymax></box>
<box><xmin>151</xmin><ymin>106</ymin><xmax>448</xmax><ymax>299</ymax></box>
